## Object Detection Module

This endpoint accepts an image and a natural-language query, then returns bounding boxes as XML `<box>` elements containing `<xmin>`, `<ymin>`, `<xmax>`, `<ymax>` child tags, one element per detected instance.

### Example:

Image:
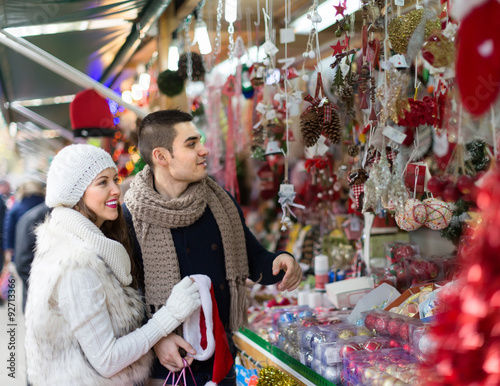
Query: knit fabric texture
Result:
<box><xmin>124</xmin><ymin>166</ymin><xmax>250</xmax><ymax>331</ymax></box>
<box><xmin>46</xmin><ymin>144</ymin><xmax>117</xmax><ymax>208</ymax></box>
<box><xmin>50</xmin><ymin>207</ymin><xmax>132</xmax><ymax>286</ymax></box>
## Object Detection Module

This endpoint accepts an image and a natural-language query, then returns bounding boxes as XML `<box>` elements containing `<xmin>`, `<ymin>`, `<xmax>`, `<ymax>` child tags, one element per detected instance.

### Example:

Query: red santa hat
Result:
<box><xmin>183</xmin><ymin>275</ymin><xmax>233</xmax><ymax>386</ymax></box>
<box><xmin>70</xmin><ymin>89</ymin><xmax>117</xmax><ymax>137</ymax></box>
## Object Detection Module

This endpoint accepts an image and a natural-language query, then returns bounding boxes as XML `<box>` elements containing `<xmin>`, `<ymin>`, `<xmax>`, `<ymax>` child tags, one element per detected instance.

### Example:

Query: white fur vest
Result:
<box><xmin>25</xmin><ymin>215</ymin><xmax>153</xmax><ymax>386</ymax></box>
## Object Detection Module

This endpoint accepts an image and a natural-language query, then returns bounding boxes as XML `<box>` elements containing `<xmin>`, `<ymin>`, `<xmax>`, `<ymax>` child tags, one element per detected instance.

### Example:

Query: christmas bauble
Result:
<box><xmin>395</xmin><ymin>198</ymin><xmax>427</xmax><ymax>231</ymax></box>
<box><xmin>423</xmin><ymin>198</ymin><xmax>452</xmax><ymax>230</ymax></box>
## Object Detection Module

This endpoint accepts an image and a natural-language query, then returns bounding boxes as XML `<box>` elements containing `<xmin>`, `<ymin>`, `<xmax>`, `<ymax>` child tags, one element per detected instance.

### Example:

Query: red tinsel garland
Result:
<box><xmin>397</xmin><ymin>96</ymin><xmax>436</xmax><ymax>128</ymax></box>
<box><xmin>422</xmin><ymin>170</ymin><xmax>500</xmax><ymax>384</ymax></box>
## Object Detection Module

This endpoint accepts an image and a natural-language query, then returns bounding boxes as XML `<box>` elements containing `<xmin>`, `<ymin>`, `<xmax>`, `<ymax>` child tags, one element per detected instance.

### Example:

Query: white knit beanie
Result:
<box><xmin>46</xmin><ymin>144</ymin><xmax>117</xmax><ymax>208</ymax></box>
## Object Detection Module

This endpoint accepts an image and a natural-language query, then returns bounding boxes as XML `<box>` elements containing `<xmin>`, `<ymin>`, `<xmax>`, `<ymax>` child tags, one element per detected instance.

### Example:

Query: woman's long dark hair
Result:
<box><xmin>74</xmin><ymin>199</ymin><xmax>139</xmax><ymax>289</ymax></box>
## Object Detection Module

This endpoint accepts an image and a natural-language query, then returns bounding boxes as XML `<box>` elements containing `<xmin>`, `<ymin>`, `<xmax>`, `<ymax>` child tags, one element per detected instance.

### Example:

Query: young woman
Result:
<box><xmin>25</xmin><ymin>144</ymin><xmax>201</xmax><ymax>385</ymax></box>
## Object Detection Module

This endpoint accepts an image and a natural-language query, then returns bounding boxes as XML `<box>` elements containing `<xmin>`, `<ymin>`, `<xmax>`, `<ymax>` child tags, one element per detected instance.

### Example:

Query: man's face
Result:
<box><xmin>166</xmin><ymin>121</ymin><xmax>209</xmax><ymax>184</ymax></box>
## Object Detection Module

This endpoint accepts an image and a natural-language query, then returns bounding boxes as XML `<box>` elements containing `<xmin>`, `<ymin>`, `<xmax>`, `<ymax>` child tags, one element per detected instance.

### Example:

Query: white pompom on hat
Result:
<box><xmin>46</xmin><ymin>144</ymin><xmax>117</xmax><ymax>208</ymax></box>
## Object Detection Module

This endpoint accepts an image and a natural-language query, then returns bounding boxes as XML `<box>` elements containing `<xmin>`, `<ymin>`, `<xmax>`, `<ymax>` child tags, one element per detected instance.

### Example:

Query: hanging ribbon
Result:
<box><xmin>278</xmin><ymin>185</ymin><xmax>305</xmax><ymax>230</ymax></box>
<box><xmin>206</xmin><ymin>82</ymin><xmax>223</xmax><ymax>176</ymax></box>
<box><xmin>222</xmin><ymin>75</ymin><xmax>240</xmax><ymax>202</ymax></box>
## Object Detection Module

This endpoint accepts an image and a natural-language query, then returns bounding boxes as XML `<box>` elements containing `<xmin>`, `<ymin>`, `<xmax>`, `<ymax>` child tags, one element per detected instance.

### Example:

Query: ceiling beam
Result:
<box><xmin>0</xmin><ymin>30</ymin><xmax>148</xmax><ymax>118</ymax></box>
<box><xmin>100</xmin><ymin>0</ymin><xmax>173</xmax><ymax>86</ymax></box>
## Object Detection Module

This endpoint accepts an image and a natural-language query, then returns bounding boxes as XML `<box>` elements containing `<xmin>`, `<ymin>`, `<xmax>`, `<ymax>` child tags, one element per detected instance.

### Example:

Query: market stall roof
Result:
<box><xmin>0</xmin><ymin>0</ymin><xmax>165</xmax><ymax>136</ymax></box>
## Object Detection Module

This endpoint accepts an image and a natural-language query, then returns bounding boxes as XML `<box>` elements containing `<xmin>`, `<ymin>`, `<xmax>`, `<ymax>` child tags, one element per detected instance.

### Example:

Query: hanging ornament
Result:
<box><xmin>376</xmin><ymin>68</ymin><xmax>411</xmax><ymax>125</ymax></box>
<box><xmin>300</xmin><ymin>73</ymin><xmax>341</xmax><ymax>146</ymax></box>
<box><xmin>456</xmin><ymin>0</ymin><xmax>500</xmax><ymax>116</ymax></box>
<box><xmin>421</xmin><ymin>32</ymin><xmax>455</xmax><ymax>68</ymax></box>
<box><xmin>388</xmin><ymin>8</ymin><xmax>441</xmax><ymax>55</ymax></box>
<box><xmin>388</xmin><ymin>160</ymin><xmax>409</xmax><ymax>215</ymax></box>
<box><xmin>395</xmin><ymin>198</ymin><xmax>428</xmax><ymax>232</ymax></box>
<box><xmin>348</xmin><ymin>168</ymin><xmax>369</xmax><ymax>211</ymax></box>
<box><xmin>347</xmin><ymin>144</ymin><xmax>360</xmax><ymax>157</ymax></box>
<box><xmin>278</xmin><ymin>184</ymin><xmax>305</xmax><ymax>231</ymax></box>
<box><xmin>423</xmin><ymin>198</ymin><xmax>453</xmax><ymax>230</ymax></box>
<box><xmin>157</xmin><ymin>70</ymin><xmax>184</xmax><ymax>97</ymax></box>
<box><xmin>178</xmin><ymin>52</ymin><xmax>205</xmax><ymax>81</ymax></box>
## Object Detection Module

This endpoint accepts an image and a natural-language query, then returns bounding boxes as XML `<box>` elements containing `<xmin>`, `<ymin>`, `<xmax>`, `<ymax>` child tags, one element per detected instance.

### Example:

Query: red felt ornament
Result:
<box><xmin>456</xmin><ymin>0</ymin><xmax>500</xmax><ymax>116</ymax></box>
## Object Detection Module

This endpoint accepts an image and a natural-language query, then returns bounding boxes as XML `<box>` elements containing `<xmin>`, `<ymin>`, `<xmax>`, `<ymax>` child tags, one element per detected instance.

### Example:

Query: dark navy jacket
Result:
<box><xmin>3</xmin><ymin>195</ymin><xmax>45</xmax><ymax>257</ymax></box>
<box><xmin>123</xmin><ymin>192</ymin><xmax>290</xmax><ymax>379</ymax></box>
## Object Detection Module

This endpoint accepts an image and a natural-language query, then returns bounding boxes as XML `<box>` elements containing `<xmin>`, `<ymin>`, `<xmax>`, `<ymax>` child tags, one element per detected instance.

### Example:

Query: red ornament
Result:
<box><xmin>330</xmin><ymin>40</ymin><xmax>347</xmax><ymax>56</ymax></box>
<box><xmin>333</xmin><ymin>1</ymin><xmax>346</xmax><ymax>17</ymax></box>
<box><xmin>374</xmin><ymin>314</ymin><xmax>390</xmax><ymax>335</ymax></box>
<box><xmin>388</xmin><ymin>318</ymin><xmax>404</xmax><ymax>337</ymax></box>
<box><xmin>442</xmin><ymin>183</ymin><xmax>461</xmax><ymax>202</ymax></box>
<box><xmin>456</xmin><ymin>0</ymin><xmax>500</xmax><ymax>116</ymax></box>
<box><xmin>427</xmin><ymin>176</ymin><xmax>445</xmax><ymax>196</ymax></box>
<box><xmin>363</xmin><ymin>340</ymin><xmax>384</xmax><ymax>352</ymax></box>
<box><xmin>364</xmin><ymin>313</ymin><xmax>377</xmax><ymax>330</ymax></box>
<box><xmin>456</xmin><ymin>175</ymin><xmax>474</xmax><ymax>194</ymax></box>
<box><xmin>340</xmin><ymin>343</ymin><xmax>362</xmax><ymax>358</ymax></box>
<box><xmin>399</xmin><ymin>323</ymin><xmax>410</xmax><ymax>342</ymax></box>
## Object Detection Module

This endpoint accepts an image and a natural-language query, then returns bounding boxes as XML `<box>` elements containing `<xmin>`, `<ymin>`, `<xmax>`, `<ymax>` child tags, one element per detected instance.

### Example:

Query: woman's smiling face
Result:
<box><xmin>81</xmin><ymin>168</ymin><xmax>120</xmax><ymax>228</ymax></box>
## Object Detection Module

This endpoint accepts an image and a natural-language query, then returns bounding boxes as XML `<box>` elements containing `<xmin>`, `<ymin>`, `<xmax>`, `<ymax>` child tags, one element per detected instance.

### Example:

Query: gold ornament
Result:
<box><xmin>257</xmin><ymin>366</ymin><xmax>299</xmax><ymax>386</ymax></box>
<box><xmin>376</xmin><ymin>69</ymin><xmax>410</xmax><ymax>125</ymax></box>
<box><xmin>388</xmin><ymin>9</ymin><xmax>441</xmax><ymax>54</ymax></box>
<box><xmin>422</xmin><ymin>32</ymin><xmax>455</xmax><ymax>68</ymax></box>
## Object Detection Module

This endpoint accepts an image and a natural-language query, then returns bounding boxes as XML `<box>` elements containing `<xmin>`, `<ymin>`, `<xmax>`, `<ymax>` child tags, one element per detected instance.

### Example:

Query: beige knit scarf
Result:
<box><xmin>124</xmin><ymin>166</ymin><xmax>249</xmax><ymax>331</ymax></box>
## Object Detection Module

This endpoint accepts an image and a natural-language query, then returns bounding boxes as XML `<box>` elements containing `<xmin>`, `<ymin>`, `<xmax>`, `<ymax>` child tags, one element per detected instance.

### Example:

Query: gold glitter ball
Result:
<box><xmin>388</xmin><ymin>9</ymin><xmax>441</xmax><ymax>54</ymax></box>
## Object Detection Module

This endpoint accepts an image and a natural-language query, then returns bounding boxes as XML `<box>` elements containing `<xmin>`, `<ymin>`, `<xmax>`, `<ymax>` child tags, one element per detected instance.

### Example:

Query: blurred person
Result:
<box><xmin>25</xmin><ymin>144</ymin><xmax>201</xmax><ymax>385</ymax></box>
<box><xmin>15</xmin><ymin>202</ymin><xmax>50</xmax><ymax>312</ymax></box>
<box><xmin>0</xmin><ymin>179</ymin><xmax>11</xmax><ymax>201</ymax></box>
<box><xmin>123</xmin><ymin>109</ymin><xmax>302</xmax><ymax>385</ymax></box>
<box><xmin>2</xmin><ymin>180</ymin><xmax>44</xmax><ymax>271</ymax></box>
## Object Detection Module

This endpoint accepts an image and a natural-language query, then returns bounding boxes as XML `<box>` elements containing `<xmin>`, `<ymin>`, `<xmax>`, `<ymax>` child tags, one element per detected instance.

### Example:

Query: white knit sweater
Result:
<box><xmin>25</xmin><ymin>208</ymin><xmax>194</xmax><ymax>385</ymax></box>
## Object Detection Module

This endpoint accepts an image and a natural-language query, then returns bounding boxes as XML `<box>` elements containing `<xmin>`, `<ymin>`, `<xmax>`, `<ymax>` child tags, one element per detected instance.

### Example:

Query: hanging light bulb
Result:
<box><xmin>121</xmin><ymin>90</ymin><xmax>133</xmax><ymax>104</ymax></box>
<box><xmin>131</xmin><ymin>84</ymin><xmax>143</xmax><ymax>101</ymax></box>
<box><xmin>225</xmin><ymin>0</ymin><xmax>237</xmax><ymax>23</ymax></box>
<box><xmin>139</xmin><ymin>73</ymin><xmax>151</xmax><ymax>90</ymax></box>
<box><xmin>194</xmin><ymin>19</ymin><xmax>212</xmax><ymax>55</ymax></box>
<box><xmin>168</xmin><ymin>34</ymin><xmax>180</xmax><ymax>71</ymax></box>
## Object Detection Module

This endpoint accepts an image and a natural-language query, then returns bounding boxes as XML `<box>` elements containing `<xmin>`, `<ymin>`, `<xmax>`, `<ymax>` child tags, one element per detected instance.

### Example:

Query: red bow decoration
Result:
<box><xmin>305</xmin><ymin>158</ymin><xmax>328</xmax><ymax>172</ymax></box>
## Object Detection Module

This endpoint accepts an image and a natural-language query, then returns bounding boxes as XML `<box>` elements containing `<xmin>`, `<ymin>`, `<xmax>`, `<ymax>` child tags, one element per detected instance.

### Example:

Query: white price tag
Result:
<box><xmin>395</xmin><ymin>0</ymin><xmax>404</xmax><ymax>5</ymax></box>
<box><xmin>260</xmin><ymin>40</ymin><xmax>279</xmax><ymax>56</ymax></box>
<box><xmin>279</xmin><ymin>183</ymin><xmax>295</xmax><ymax>194</ymax></box>
<box><xmin>280</xmin><ymin>28</ymin><xmax>295</xmax><ymax>44</ymax></box>
<box><xmin>265</xmin><ymin>109</ymin><xmax>277</xmax><ymax>120</ymax></box>
<box><xmin>382</xmin><ymin>125</ymin><xmax>407</xmax><ymax>144</ymax></box>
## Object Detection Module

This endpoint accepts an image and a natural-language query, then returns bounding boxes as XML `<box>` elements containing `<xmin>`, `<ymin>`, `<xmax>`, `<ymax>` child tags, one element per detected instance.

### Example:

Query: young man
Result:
<box><xmin>123</xmin><ymin>109</ymin><xmax>301</xmax><ymax>385</ymax></box>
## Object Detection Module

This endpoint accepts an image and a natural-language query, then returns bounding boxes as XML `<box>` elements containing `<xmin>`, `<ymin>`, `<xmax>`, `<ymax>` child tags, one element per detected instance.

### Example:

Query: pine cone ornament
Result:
<box><xmin>321</xmin><ymin>110</ymin><xmax>342</xmax><ymax>144</ymax></box>
<box><xmin>178</xmin><ymin>52</ymin><xmax>205</xmax><ymax>81</ymax></box>
<box><xmin>339</xmin><ymin>84</ymin><xmax>353</xmax><ymax>100</ymax></box>
<box><xmin>300</xmin><ymin>110</ymin><xmax>321</xmax><ymax>147</ymax></box>
<box><xmin>348</xmin><ymin>144</ymin><xmax>360</xmax><ymax>157</ymax></box>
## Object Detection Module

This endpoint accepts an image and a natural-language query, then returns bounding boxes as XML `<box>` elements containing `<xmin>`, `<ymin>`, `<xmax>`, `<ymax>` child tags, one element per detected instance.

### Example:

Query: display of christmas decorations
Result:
<box><xmin>48</xmin><ymin>0</ymin><xmax>500</xmax><ymax>384</ymax></box>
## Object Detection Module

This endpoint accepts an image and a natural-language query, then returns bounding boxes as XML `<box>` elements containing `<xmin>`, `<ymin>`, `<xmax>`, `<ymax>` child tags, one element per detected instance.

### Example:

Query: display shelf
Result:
<box><xmin>234</xmin><ymin>328</ymin><xmax>337</xmax><ymax>386</ymax></box>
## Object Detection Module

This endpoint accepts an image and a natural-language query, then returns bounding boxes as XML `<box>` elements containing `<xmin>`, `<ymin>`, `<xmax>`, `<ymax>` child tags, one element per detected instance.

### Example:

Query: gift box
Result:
<box><xmin>404</xmin><ymin>162</ymin><xmax>427</xmax><ymax>193</ymax></box>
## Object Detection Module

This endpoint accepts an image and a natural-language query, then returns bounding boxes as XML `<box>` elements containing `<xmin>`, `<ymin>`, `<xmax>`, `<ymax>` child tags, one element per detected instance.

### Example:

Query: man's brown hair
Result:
<box><xmin>137</xmin><ymin>109</ymin><xmax>193</xmax><ymax>168</ymax></box>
